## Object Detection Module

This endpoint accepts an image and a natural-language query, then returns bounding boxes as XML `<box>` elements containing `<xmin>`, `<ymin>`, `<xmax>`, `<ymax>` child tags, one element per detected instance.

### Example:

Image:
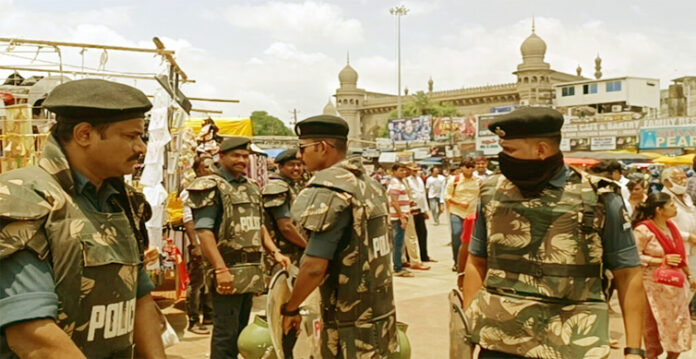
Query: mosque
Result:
<box><xmin>323</xmin><ymin>22</ymin><xmax>595</xmax><ymax>142</ymax></box>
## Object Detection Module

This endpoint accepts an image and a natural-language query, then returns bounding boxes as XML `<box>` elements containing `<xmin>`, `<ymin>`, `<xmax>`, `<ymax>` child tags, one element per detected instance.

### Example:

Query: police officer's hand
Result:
<box><xmin>274</xmin><ymin>251</ymin><xmax>292</xmax><ymax>268</ymax></box>
<box><xmin>424</xmin><ymin>212</ymin><xmax>430</xmax><ymax>220</ymax></box>
<box><xmin>215</xmin><ymin>269</ymin><xmax>235</xmax><ymax>295</ymax></box>
<box><xmin>664</xmin><ymin>254</ymin><xmax>682</xmax><ymax>267</ymax></box>
<box><xmin>282</xmin><ymin>313</ymin><xmax>302</xmax><ymax>335</ymax></box>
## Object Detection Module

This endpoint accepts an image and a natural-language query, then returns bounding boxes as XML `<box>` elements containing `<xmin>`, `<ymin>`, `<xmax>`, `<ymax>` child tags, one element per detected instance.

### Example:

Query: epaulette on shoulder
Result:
<box><xmin>262</xmin><ymin>178</ymin><xmax>289</xmax><ymax>196</ymax></box>
<box><xmin>187</xmin><ymin>176</ymin><xmax>219</xmax><ymax>191</ymax></box>
<box><xmin>308</xmin><ymin>166</ymin><xmax>358</xmax><ymax>194</ymax></box>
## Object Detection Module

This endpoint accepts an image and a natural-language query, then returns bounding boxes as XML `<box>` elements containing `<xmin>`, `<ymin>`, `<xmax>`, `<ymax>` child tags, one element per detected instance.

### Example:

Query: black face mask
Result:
<box><xmin>498</xmin><ymin>151</ymin><xmax>564</xmax><ymax>196</ymax></box>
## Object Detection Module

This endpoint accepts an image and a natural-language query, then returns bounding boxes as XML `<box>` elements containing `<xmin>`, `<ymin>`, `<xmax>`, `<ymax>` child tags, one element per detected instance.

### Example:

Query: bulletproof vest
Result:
<box><xmin>0</xmin><ymin>136</ymin><xmax>149</xmax><ymax>358</ymax></box>
<box><xmin>292</xmin><ymin>157</ymin><xmax>398</xmax><ymax>356</ymax></box>
<box><xmin>186</xmin><ymin>172</ymin><xmax>265</xmax><ymax>294</ymax></box>
<box><xmin>464</xmin><ymin>169</ymin><xmax>615</xmax><ymax>358</ymax></box>
<box><xmin>262</xmin><ymin>173</ymin><xmax>304</xmax><ymax>264</ymax></box>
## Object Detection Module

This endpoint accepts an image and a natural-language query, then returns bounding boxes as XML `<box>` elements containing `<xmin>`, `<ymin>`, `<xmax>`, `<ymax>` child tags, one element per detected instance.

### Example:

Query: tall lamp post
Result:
<box><xmin>390</xmin><ymin>5</ymin><xmax>409</xmax><ymax>119</ymax></box>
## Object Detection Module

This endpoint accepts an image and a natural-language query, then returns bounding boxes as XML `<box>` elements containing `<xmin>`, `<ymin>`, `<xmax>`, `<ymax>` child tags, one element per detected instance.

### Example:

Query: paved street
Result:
<box><xmin>165</xmin><ymin>216</ymin><xmax>696</xmax><ymax>358</ymax></box>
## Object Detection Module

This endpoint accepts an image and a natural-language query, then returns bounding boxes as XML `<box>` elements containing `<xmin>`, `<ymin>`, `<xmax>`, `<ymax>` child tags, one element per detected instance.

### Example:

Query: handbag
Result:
<box><xmin>653</xmin><ymin>264</ymin><xmax>685</xmax><ymax>287</ymax></box>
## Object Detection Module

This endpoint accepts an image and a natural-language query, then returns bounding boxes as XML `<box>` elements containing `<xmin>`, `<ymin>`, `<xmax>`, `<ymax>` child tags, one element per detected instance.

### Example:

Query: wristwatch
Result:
<box><xmin>281</xmin><ymin>303</ymin><xmax>300</xmax><ymax>316</ymax></box>
<box><xmin>623</xmin><ymin>347</ymin><xmax>646</xmax><ymax>358</ymax></box>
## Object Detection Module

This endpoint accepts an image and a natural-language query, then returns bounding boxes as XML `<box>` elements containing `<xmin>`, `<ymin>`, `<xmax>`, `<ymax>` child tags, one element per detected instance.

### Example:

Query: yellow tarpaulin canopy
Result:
<box><xmin>652</xmin><ymin>153</ymin><xmax>695</xmax><ymax>165</ymax></box>
<box><xmin>186</xmin><ymin>118</ymin><xmax>253</xmax><ymax>137</ymax></box>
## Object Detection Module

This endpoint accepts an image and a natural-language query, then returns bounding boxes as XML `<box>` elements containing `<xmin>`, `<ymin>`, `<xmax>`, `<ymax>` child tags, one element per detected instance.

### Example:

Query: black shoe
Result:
<box><xmin>188</xmin><ymin>322</ymin><xmax>210</xmax><ymax>335</ymax></box>
<box><xmin>202</xmin><ymin>317</ymin><xmax>213</xmax><ymax>326</ymax></box>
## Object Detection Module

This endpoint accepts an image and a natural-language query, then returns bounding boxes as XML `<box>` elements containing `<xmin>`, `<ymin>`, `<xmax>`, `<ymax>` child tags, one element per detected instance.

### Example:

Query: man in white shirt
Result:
<box><xmin>405</xmin><ymin>164</ymin><xmax>432</xmax><ymax>267</ymax></box>
<box><xmin>425</xmin><ymin>167</ymin><xmax>446</xmax><ymax>225</ymax></box>
<box><xmin>473</xmin><ymin>156</ymin><xmax>493</xmax><ymax>179</ymax></box>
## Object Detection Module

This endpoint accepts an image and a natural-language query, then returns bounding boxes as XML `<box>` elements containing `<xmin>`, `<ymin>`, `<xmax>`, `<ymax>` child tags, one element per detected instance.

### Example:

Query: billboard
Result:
<box><xmin>476</xmin><ymin>114</ymin><xmax>502</xmax><ymax>155</ymax></box>
<box><xmin>432</xmin><ymin>116</ymin><xmax>476</xmax><ymax>141</ymax></box>
<box><xmin>388</xmin><ymin>116</ymin><xmax>432</xmax><ymax>143</ymax></box>
<box><xmin>639</xmin><ymin>125</ymin><xmax>696</xmax><ymax>149</ymax></box>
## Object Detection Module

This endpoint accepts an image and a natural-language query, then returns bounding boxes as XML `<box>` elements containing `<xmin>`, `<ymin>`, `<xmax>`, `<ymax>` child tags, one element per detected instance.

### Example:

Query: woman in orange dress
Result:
<box><xmin>633</xmin><ymin>192</ymin><xmax>695</xmax><ymax>358</ymax></box>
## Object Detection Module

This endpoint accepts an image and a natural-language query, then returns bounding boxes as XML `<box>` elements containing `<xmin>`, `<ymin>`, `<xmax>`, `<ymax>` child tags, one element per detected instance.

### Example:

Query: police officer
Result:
<box><xmin>186</xmin><ymin>136</ymin><xmax>290</xmax><ymax>359</ymax></box>
<box><xmin>460</xmin><ymin>107</ymin><xmax>646</xmax><ymax>359</ymax></box>
<box><xmin>0</xmin><ymin>79</ymin><xmax>165</xmax><ymax>358</ymax></box>
<box><xmin>262</xmin><ymin>148</ymin><xmax>307</xmax><ymax>267</ymax></box>
<box><xmin>281</xmin><ymin>115</ymin><xmax>398</xmax><ymax>358</ymax></box>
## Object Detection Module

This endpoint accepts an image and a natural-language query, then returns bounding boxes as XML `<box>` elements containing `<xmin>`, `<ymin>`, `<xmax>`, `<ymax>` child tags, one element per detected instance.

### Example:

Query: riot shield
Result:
<box><xmin>449</xmin><ymin>289</ymin><xmax>474</xmax><ymax>359</ymax></box>
<box><xmin>267</xmin><ymin>269</ymin><xmax>294</xmax><ymax>359</ymax></box>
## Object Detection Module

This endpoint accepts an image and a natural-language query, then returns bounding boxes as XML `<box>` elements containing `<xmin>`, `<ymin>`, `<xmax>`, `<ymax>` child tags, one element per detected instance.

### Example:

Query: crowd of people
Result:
<box><xmin>1</xmin><ymin>78</ymin><xmax>695</xmax><ymax>359</ymax></box>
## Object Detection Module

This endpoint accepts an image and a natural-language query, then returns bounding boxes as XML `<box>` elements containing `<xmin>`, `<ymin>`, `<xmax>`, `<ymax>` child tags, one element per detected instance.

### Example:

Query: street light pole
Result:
<box><xmin>390</xmin><ymin>5</ymin><xmax>409</xmax><ymax>119</ymax></box>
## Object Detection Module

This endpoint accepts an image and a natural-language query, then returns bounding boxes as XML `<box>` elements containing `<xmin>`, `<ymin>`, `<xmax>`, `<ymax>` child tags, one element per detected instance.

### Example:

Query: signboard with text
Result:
<box><xmin>432</xmin><ymin>116</ymin><xmax>476</xmax><ymax>141</ymax></box>
<box><xmin>639</xmin><ymin>125</ymin><xmax>696</xmax><ymax>149</ymax></box>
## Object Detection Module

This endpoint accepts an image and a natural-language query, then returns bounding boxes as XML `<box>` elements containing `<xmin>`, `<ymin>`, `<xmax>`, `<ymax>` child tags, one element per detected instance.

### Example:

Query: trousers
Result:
<box><xmin>186</xmin><ymin>255</ymin><xmax>212</xmax><ymax>323</ymax></box>
<box><xmin>403</xmin><ymin>213</ymin><xmax>423</xmax><ymax>265</ymax></box>
<box><xmin>450</xmin><ymin>214</ymin><xmax>463</xmax><ymax>265</ymax></box>
<box><xmin>392</xmin><ymin>220</ymin><xmax>406</xmax><ymax>272</ymax></box>
<box><xmin>210</xmin><ymin>292</ymin><xmax>253</xmax><ymax>359</ymax></box>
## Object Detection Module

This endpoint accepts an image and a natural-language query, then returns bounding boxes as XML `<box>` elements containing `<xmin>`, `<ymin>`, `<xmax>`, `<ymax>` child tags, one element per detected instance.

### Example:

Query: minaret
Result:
<box><xmin>335</xmin><ymin>54</ymin><xmax>363</xmax><ymax>140</ymax></box>
<box><xmin>594</xmin><ymin>54</ymin><xmax>602</xmax><ymax>79</ymax></box>
<box><xmin>576</xmin><ymin>64</ymin><xmax>582</xmax><ymax>77</ymax></box>
<box><xmin>428</xmin><ymin>76</ymin><xmax>434</xmax><ymax>93</ymax></box>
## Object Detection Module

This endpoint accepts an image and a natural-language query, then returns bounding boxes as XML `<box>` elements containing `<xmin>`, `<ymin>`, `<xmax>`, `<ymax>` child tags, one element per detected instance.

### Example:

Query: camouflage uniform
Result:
<box><xmin>185</xmin><ymin>166</ymin><xmax>265</xmax><ymax>359</ymax></box>
<box><xmin>292</xmin><ymin>156</ymin><xmax>398</xmax><ymax>358</ymax></box>
<box><xmin>0</xmin><ymin>135</ymin><xmax>150</xmax><ymax>358</ymax></box>
<box><xmin>262</xmin><ymin>172</ymin><xmax>305</xmax><ymax>268</ymax></box>
<box><xmin>464</xmin><ymin>169</ymin><xmax>619</xmax><ymax>359</ymax></box>
<box><xmin>185</xmin><ymin>168</ymin><xmax>265</xmax><ymax>295</ymax></box>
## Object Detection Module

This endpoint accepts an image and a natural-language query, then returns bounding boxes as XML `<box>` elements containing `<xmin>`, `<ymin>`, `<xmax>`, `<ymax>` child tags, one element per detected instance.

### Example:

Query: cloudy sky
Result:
<box><xmin>3</xmin><ymin>0</ymin><xmax>695</xmax><ymax>124</ymax></box>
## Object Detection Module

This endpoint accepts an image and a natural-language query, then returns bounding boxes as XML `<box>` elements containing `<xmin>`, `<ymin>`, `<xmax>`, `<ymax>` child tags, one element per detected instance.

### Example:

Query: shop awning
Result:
<box><xmin>186</xmin><ymin>118</ymin><xmax>253</xmax><ymax>137</ymax></box>
<box><xmin>652</xmin><ymin>153</ymin><xmax>695</xmax><ymax>165</ymax></box>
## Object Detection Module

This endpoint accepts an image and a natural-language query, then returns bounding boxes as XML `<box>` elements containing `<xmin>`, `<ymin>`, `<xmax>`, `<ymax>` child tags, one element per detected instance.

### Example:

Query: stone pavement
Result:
<box><xmin>164</xmin><ymin>216</ymin><xmax>696</xmax><ymax>358</ymax></box>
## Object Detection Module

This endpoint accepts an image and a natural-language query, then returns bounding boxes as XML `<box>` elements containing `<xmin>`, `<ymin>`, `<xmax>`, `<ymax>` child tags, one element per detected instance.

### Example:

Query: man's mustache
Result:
<box><xmin>128</xmin><ymin>154</ymin><xmax>142</xmax><ymax>162</ymax></box>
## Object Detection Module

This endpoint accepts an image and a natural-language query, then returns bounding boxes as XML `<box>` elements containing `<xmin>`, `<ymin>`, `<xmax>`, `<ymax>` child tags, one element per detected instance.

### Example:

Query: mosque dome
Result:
<box><xmin>338</xmin><ymin>63</ymin><xmax>358</xmax><ymax>86</ymax></box>
<box><xmin>520</xmin><ymin>32</ymin><xmax>546</xmax><ymax>59</ymax></box>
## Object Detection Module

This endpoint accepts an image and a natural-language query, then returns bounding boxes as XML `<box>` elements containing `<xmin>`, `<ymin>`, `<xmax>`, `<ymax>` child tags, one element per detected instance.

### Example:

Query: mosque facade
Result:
<box><xmin>325</xmin><ymin>25</ymin><xmax>587</xmax><ymax>142</ymax></box>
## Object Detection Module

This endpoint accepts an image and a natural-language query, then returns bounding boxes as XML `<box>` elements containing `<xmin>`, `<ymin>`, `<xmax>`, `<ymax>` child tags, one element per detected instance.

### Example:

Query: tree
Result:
<box><xmin>250</xmin><ymin>111</ymin><xmax>294</xmax><ymax>136</ymax></box>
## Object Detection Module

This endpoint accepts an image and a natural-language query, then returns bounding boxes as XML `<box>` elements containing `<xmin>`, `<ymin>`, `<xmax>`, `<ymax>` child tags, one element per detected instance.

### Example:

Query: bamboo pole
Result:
<box><xmin>0</xmin><ymin>37</ymin><xmax>174</xmax><ymax>55</ymax></box>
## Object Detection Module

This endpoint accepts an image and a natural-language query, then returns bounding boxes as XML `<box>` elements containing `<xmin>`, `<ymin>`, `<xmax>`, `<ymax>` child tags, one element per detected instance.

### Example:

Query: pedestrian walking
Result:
<box><xmin>280</xmin><ymin>115</ymin><xmax>398</xmax><ymax>358</ymax></box>
<box><xmin>0</xmin><ymin>79</ymin><xmax>166</xmax><ymax>358</ymax></box>
<box><xmin>425</xmin><ymin>167</ymin><xmax>446</xmax><ymax>226</ymax></box>
<box><xmin>445</xmin><ymin>157</ymin><xmax>479</xmax><ymax>271</ymax></box>
<box><xmin>460</xmin><ymin>107</ymin><xmax>646</xmax><ymax>359</ymax></box>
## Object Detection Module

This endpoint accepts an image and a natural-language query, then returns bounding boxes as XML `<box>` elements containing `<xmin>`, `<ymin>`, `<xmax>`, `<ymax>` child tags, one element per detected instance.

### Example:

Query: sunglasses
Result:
<box><xmin>298</xmin><ymin>141</ymin><xmax>334</xmax><ymax>154</ymax></box>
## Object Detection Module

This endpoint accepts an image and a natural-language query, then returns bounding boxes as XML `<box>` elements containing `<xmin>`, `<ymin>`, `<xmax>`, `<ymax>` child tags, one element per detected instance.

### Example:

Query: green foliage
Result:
<box><xmin>250</xmin><ymin>111</ymin><xmax>293</xmax><ymax>136</ymax></box>
<box><xmin>387</xmin><ymin>91</ymin><xmax>460</xmax><ymax>119</ymax></box>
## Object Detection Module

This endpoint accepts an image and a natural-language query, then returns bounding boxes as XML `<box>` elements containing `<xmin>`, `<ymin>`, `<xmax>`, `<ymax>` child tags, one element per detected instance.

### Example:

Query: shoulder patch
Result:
<box><xmin>291</xmin><ymin>187</ymin><xmax>351</xmax><ymax>233</ymax></box>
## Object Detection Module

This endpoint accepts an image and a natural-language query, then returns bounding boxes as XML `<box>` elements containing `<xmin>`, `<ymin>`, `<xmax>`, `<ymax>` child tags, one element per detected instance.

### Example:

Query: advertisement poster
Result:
<box><xmin>432</xmin><ymin>116</ymin><xmax>476</xmax><ymax>141</ymax></box>
<box><xmin>477</xmin><ymin>114</ymin><xmax>500</xmax><ymax>137</ymax></box>
<box><xmin>639</xmin><ymin>125</ymin><xmax>696</xmax><ymax>149</ymax></box>
<box><xmin>569</xmin><ymin>137</ymin><xmax>591</xmax><ymax>151</ymax></box>
<box><xmin>388</xmin><ymin>116</ymin><xmax>432</xmax><ymax>143</ymax></box>
<box><xmin>476</xmin><ymin>136</ymin><xmax>501</xmax><ymax>156</ymax></box>
<box><xmin>616</xmin><ymin>136</ymin><xmax>638</xmax><ymax>150</ymax></box>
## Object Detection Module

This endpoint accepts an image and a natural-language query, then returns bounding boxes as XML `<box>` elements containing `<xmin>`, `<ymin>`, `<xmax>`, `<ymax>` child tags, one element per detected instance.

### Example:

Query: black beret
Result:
<box><xmin>275</xmin><ymin>148</ymin><xmax>299</xmax><ymax>164</ymax></box>
<box><xmin>43</xmin><ymin>79</ymin><xmax>152</xmax><ymax>123</ymax></box>
<box><xmin>488</xmin><ymin>107</ymin><xmax>564</xmax><ymax>140</ymax></box>
<box><xmin>295</xmin><ymin>115</ymin><xmax>349</xmax><ymax>140</ymax></box>
<box><xmin>219</xmin><ymin>136</ymin><xmax>251</xmax><ymax>153</ymax></box>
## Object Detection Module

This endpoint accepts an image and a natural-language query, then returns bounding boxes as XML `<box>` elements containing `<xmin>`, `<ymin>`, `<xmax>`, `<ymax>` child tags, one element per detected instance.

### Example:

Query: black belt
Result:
<box><xmin>488</xmin><ymin>257</ymin><xmax>601</xmax><ymax>278</ymax></box>
<box><xmin>219</xmin><ymin>248</ymin><xmax>262</xmax><ymax>264</ymax></box>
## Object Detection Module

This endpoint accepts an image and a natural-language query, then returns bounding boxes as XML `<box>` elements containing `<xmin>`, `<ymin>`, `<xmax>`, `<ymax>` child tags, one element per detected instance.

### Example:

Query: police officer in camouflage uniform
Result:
<box><xmin>262</xmin><ymin>148</ymin><xmax>307</xmax><ymax>268</ymax></box>
<box><xmin>460</xmin><ymin>107</ymin><xmax>647</xmax><ymax>359</ymax></box>
<box><xmin>281</xmin><ymin>115</ymin><xmax>398</xmax><ymax>358</ymax></box>
<box><xmin>185</xmin><ymin>136</ymin><xmax>291</xmax><ymax>359</ymax></box>
<box><xmin>0</xmin><ymin>79</ymin><xmax>165</xmax><ymax>358</ymax></box>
